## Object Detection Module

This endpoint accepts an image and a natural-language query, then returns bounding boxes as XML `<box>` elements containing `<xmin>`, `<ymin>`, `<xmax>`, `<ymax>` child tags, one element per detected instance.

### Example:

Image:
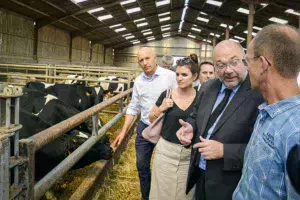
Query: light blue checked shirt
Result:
<box><xmin>126</xmin><ymin>66</ymin><xmax>177</xmax><ymax>125</ymax></box>
<box><xmin>233</xmin><ymin>95</ymin><xmax>300</xmax><ymax>200</ymax></box>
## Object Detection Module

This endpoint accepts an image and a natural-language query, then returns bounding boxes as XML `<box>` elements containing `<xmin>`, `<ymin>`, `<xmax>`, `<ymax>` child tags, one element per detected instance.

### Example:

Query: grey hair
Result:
<box><xmin>161</xmin><ymin>54</ymin><xmax>174</xmax><ymax>65</ymax></box>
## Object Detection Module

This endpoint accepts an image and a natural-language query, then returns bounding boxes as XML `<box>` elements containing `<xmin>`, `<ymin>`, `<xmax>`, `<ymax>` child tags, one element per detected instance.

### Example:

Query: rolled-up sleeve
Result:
<box><xmin>126</xmin><ymin>84</ymin><xmax>140</xmax><ymax>115</ymax></box>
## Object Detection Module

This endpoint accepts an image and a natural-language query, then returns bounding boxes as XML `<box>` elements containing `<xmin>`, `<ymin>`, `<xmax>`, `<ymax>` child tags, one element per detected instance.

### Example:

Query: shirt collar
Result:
<box><xmin>142</xmin><ymin>65</ymin><xmax>161</xmax><ymax>79</ymax></box>
<box><xmin>258</xmin><ymin>94</ymin><xmax>300</xmax><ymax>118</ymax></box>
<box><xmin>220</xmin><ymin>83</ymin><xmax>240</xmax><ymax>95</ymax></box>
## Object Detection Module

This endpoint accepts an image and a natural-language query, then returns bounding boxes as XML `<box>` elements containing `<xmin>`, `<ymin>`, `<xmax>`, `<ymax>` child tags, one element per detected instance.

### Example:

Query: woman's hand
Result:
<box><xmin>159</xmin><ymin>98</ymin><xmax>174</xmax><ymax>112</ymax></box>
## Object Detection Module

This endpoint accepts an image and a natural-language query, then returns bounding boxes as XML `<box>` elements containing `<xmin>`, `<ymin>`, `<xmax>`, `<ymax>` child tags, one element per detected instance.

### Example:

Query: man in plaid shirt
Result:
<box><xmin>233</xmin><ymin>24</ymin><xmax>300</xmax><ymax>199</ymax></box>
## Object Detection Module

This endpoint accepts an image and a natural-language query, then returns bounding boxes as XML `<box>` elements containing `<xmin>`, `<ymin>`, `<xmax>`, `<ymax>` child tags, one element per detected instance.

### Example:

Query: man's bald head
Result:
<box><xmin>137</xmin><ymin>47</ymin><xmax>157</xmax><ymax>77</ymax></box>
<box><xmin>138</xmin><ymin>47</ymin><xmax>155</xmax><ymax>58</ymax></box>
<box><xmin>213</xmin><ymin>40</ymin><xmax>245</xmax><ymax>60</ymax></box>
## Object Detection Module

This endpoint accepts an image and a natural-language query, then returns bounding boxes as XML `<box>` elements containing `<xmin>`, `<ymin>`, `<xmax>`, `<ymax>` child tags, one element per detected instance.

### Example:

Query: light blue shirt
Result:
<box><xmin>126</xmin><ymin>66</ymin><xmax>177</xmax><ymax>125</ymax></box>
<box><xmin>199</xmin><ymin>83</ymin><xmax>240</xmax><ymax>170</ymax></box>
<box><xmin>233</xmin><ymin>95</ymin><xmax>300</xmax><ymax>200</ymax></box>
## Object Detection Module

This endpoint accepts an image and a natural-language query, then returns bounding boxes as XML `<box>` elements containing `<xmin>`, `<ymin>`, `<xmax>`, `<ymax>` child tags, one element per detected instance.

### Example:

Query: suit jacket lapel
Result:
<box><xmin>197</xmin><ymin>79</ymin><xmax>221</xmax><ymax>139</ymax></box>
<box><xmin>211</xmin><ymin>74</ymin><xmax>251</xmax><ymax>136</ymax></box>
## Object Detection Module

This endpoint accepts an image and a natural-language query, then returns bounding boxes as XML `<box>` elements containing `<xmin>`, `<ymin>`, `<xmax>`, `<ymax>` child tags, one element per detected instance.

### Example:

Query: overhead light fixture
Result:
<box><xmin>191</xmin><ymin>27</ymin><xmax>201</xmax><ymax>32</ymax></box>
<box><xmin>159</xmin><ymin>16</ymin><xmax>171</xmax><ymax>22</ymax></box>
<box><xmin>179</xmin><ymin>21</ymin><xmax>183</xmax><ymax>30</ymax></box>
<box><xmin>132</xmin><ymin>41</ymin><xmax>140</xmax><ymax>44</ymax></box>
<box><xmin>147</xmin><ymin>38</ymin><xmax>155</xmax><ymax>41</ymax></box>
<box><xmin>134</xmin><ymin>18</ymin><xmax>145</xmax><ymax>23</ymax></box>
<box><xmin>120</xmin><ymin>0</ymin><xmax>136</xmax><ymax>5</ymax></box>
<box><xmin>237</xmin><ymin>8</ymin><xmax>249</xmax><ymax>15</ymax></box>
<box><xmin>147</xmin><ymin>36</ymin><xmax>155</xmax><ymax>39</ymax></box>
<box><xmin>285</xmin><ymin>9</ymin><xmax>300</xmax><ymax>16</ymax></box>
<box><xmin>178</xmin><ymin>29</ymin><xmax>182</xmax><ymax>33</ymax></box>
<box><xmin>71</xmin><ymin>0</ymin><xmax>87</xmax><ymax>3</ymax></box>
<box><xmin>143</xmin><ymin>31</ymin><xmax>152</xmax><ymax>35</ymax></box>
<box><xmin>88</xmin><ymin>7</ymin><xmax>104</xmax><ymax>14</ymax></box>
<box><xmin>137</xmin><ymin>22</ymin><xmax>148</xmax><ymax>27</ymax></box>
<box><xmin>161</xmin><ymin>27</ymin><xmax>171</xmax><ymax>31</ymax></box>
<box><xmin>122</xmin><ymin>33</ymin><xmax>132</xmax><ymax>37</ymax></box>
<box><xmin>115</xmin><ymin>27</ymin><xmax>127</xmax><ymax>32</ymax></box>
<box><xmin>210</xmin><ymin>33</ymin><xmax>220</xmax><ymax>37</ymax></box>
<box><xmin>203</xmin><ymin>39</ymin><xmax>211</xmax><ymax>43</ymax></box>
<box><xmin>158</xmin><ymin>12</ymin><xmax>170</xmax><ymax>17</ymax></box>
<box><xmin>197</xmin><ymin>17</ymin><xmax>209</xmax><ymax>23</ymax></box>
<box><xmin>234</xmin><ymin>36</ymin><xmax>246</xmax><ymax>40</ymax></box>
<box><xmin>161</xmin><ymin>24</ymin><xmax>171</xmax><ymax>28</ymax></box>
<box><xmin>163</xmin><ymin>34</ymin><xmax>170</xmax><ymax>37</ymax></box>
<box><xmin>156</xmin><ymin>0</ymin><xmax>170</xmax><ymax>7</ymax></box>
<box><xmin>260</xmin><ymin>3</ymin><xmax>268</xmax><ymax>7</ymax></box>
<box><xmin>206</xmin><ymin>0</ymin><xmax>222</xmax><ymax>7</ymax></box>
<box><xmin>229</xmin><ymin>38</ymin><xmax>240</xmax><ymax>43</ymax></box>
<box><xmin>98</xmin><ymin>14</ymin><xmax>113</xmax><ymax>21</ymax></box>
<box><xmin>269</xmin><ymin>17</ymin><xmax>288</xmax><ymax>24</ymax></box>
<box><xmin>243</xmin><ymin>30</ymin><xmax>257</xmax><ymax>36</ymax></box>
<box><xmin>125</xmin><ymin>35</ymin><xmax>135</xmax><ymax>40</ymax></box>
<box><xmin>253</xmin><ymin>26</ymin><xmax>262</xmax><ymax>31</ymax></box>
<box><xmin>188</xmin><ymin>34</ymin><xmax>196</xmax><ymax>38</ymax></box>
<box><xmin>220</xmin><ymin>23</ymin><xmax>233</xmax><ymax>29</ymax></box>
<box><xmin>193</xmin><ymin>24</ymin><xmax>197</xmax><ymax>27</ymax></box>
<box><xmin>109</xmin><ymin>24</ymin><xmax>122</xmax><ymax>28</ymax></box>
<box><xmin>200</xmin><ymin>12</ymin><xmax>208</xmax><ymax>15</ymax></box>
<box><xmin>126</xmin><ymin>7</ymin><xmax>141</xmax><ymax>14</ymax></box>
<box><xmin>141</xmin><ymin>29</ymin><xmax>151</xmax><ymax>33</ymax></box>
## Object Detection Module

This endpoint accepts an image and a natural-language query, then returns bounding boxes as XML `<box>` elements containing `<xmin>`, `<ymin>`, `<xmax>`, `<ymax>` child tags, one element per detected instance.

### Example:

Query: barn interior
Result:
<box><xmin>0</xmin><ymin>0</ymin><xmax>299</xmax><ymax>200</ymax></box>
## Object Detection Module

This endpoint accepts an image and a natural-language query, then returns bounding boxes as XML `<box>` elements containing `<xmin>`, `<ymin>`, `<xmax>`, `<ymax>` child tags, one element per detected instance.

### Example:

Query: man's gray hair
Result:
<box><xmin>253</xmin><ymin>24</ymin><xmax>300</xmax><ymax>78</ymax></box>
<box><xmin>162</xmin><ymin>54</ymin><xmax>174</xmax><ymax>65</ymax></box>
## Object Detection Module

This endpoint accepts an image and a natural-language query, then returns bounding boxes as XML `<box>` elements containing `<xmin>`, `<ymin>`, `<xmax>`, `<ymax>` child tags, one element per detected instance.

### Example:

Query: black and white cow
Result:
<box><xmin>98</xmin><ymin>76</ymin><xmax>134</xmax><ymax>93</ymax></box>
<box><xmin>26</xmin><ymin>82</ymin><xmax>106</xmax><ymax>111</ymax></box>
<box><xmin>20</xmin><ymin>88</ymin><xmax>94</xmax><ymax>133</ymax></box>
<box><xmin>15</xmin><ymin>108</ymin><xmax>113</xmax><ymax>180</ymax></box>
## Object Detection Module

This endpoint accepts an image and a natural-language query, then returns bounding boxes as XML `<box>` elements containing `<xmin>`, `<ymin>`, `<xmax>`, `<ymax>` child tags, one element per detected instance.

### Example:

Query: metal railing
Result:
<box><xmin>0</xmin><ymin>87</ymin><xmax>135</xmax><ymax>199</ymax></box>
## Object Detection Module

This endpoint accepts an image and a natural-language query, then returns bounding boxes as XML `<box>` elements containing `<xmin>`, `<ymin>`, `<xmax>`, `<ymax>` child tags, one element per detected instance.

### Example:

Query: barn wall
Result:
<box><xmin>91</xmin><ymin>43</ymin><xmax>104</xmax><ymax>65</ymax></box>
<box><xmin>105</xmin><ymin>47</ymin><xmax>113</xmax><ymax>65</ymax></box>
<box><xmin>38</xmin><ymin>26</ymin><xmax>70</xmax><ymax>64</ymax></box>
<box><xmin>114</xmin><ymin>37</ymin><xmax>213</xmax><ymax>68</ymax></box>
<box><xmin>0</xmin><ymin>9</ymin><xmax>35</xmax><ymax>63</ymax></box>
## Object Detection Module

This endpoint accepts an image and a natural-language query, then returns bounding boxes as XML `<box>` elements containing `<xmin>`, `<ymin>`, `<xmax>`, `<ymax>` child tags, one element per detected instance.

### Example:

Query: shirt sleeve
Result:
<box><xmin>126</xmin><ymin>84</ymin><xmax>141</xmax><ymax>115</ymax></box>
<box><xmin>155</xmin><ymin>90</ymin><xmax>167</xmax><ymax>107</ymax></box>
<box><xmin>171</xmin><ymin>72</ymin><xmax>178</xmax><ymax>89</ymax></box>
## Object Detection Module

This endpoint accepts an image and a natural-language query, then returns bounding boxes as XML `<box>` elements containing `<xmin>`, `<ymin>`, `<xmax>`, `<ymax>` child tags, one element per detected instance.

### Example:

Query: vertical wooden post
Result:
<box><xmin>247</xmin><ymin>1</ymin><xmax>255</xmax><ymax>49</ymax></box>
<box><xmin>103</xmin><ymin>45</ymin><xmax>107</xmax><ymax>64</ymax></box>
<box><xmin>213</xmin><ymin>37</ymin><xmax>216</xmax><ymax>47</ymax></box>
<box><xmin>69</xmin><ymin>33</ymin><xmax>73</xmax><ymax>63</ymax></box>
<box><xmin>225</xmin><ymin>24</ymin><xmax>230</xmax><ymax>40</ymax></box>
<box><xmin>33</xmin><ymin>21</ymin><xmax>39</xmax><ymax>60</ymax></box>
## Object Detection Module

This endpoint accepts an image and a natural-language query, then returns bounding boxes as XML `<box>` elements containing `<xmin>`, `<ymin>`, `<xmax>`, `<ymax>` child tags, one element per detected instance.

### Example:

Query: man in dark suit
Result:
<box><xmin>176</xmin><ymin>40</ymin><xmax>264</xmax><ymax>200</ymax></box>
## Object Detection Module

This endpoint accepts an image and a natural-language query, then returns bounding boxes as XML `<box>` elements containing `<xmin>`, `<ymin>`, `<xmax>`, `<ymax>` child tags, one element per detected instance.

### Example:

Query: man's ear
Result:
<box><xmin>261</xmin><ymin>56</ymin><xmax>269</xmax><ymax>74</ymax></box>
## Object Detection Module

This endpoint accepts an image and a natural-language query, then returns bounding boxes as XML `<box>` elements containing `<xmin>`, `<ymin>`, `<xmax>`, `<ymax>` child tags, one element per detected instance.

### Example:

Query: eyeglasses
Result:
<box><xmin>176</xmin><ymin>57</ymin><xmax>195</xmax><ymax>66</ymax></box>
<box><xmin>244</xmin><ymin>55</ymin><xmax>271</xmax><ymax>66</ymax></box>
<box><xmin>214</xmin><ymin>59</ymin><xmax>245</xmax><ymax>71</ymax></box>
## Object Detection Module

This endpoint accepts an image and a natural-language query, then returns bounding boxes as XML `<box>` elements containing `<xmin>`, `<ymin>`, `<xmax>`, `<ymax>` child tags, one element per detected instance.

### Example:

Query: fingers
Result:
<box><xmin>179</xmin><ymin>119</ymin><xmax>189</xmax><ymax>127</ymax></box>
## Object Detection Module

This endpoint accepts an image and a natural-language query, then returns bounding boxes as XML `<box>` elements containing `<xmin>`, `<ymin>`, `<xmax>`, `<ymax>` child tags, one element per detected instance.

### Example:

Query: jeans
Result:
<box><xmin>135</xmin><ymin>121</ymin><xmax>156</xmax><ymax>200</ymax></box>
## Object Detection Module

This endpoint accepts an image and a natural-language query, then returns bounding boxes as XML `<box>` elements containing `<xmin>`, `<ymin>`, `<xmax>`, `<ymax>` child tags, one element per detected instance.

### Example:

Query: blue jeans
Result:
<box><xmin>135</xmin><ymin>121</ymin><xmax>156</xmax><ymax>200</ymax></box>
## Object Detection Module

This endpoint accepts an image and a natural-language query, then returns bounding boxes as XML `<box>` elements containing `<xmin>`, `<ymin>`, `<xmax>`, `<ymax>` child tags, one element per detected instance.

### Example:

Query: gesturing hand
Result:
<box><xmin>176</xmin><ymin>119</ymin><xmax>193</xmax><ymax>146</ymax></box>
<box><xmin>193</xmin><ymin>136</ymin><xmax>224</xmax><ymax>160</ymax></box>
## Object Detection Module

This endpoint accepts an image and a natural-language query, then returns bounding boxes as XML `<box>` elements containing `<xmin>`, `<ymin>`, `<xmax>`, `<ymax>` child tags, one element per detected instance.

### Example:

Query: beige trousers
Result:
<box><xmin>150</xmin><ymin>137</ymin><xmax>195</xmax><ymax>200</ymax></box>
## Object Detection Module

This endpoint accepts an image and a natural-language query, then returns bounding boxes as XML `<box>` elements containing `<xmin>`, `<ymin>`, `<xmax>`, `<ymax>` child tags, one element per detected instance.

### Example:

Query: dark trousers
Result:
<box><xmin>195</xmin><ymin>168</ymin><xmax>206</xmax><ymax>200</ymax></box>
<box><xmin>135</xmin><ymin>121</ymin><xmax>156</xmax><ymax>200</ymax></box>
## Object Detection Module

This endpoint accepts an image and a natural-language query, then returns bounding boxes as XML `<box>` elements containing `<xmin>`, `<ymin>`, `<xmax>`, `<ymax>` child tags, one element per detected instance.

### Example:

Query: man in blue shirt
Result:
<box><xmin>176</xmin><ymin>40</ymin><xmax>264</xmax><ymax>200</ymax></box>
<box><xmin>113</xmin><ymin>47</ymin><xmax>177</xmax><ymax>199</ymax></box>
<box><xmin>233</xmin><ymin>24</ymin><xmax>300</xmax><ymax>200</ymax></box>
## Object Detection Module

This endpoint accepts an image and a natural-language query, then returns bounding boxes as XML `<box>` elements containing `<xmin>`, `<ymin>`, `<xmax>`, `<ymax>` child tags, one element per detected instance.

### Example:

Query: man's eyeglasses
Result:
<box><xmin>214</xmin><ymin>59</ymin><xmax>246</xmax><ymax>71</ymax></box>
<box><xmin>176</xmin><ymin>57</ymin><xmax>195</xmax><ymax>66</ymax></box>
<box><xmin>244</xmin><ymin>55</ymin><xmax>271</xmax><ymax>66</ymax></box>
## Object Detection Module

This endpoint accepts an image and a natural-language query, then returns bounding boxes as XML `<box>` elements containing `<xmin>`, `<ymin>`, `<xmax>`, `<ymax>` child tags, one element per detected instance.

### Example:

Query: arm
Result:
<box><xmin>113</xmin><ymin>84</ymin><xmax>140</xmax><ymax>147</ymax></box>
<box><xmin>149</xmin><ymin>90</ymin><xmax>173</xmax><ymax>123</ymax></box>
<box><xmin>112</xmin><ymin>114</ymin><xmax>136</xmax><ymax>147</ymax></box>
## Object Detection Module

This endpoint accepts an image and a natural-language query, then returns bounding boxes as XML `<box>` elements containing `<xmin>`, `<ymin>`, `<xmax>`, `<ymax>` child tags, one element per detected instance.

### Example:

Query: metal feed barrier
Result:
<box><xmin>0</xmin><ymin>87</ymin><xmax>136</xmax><ymax>199</ymax></box>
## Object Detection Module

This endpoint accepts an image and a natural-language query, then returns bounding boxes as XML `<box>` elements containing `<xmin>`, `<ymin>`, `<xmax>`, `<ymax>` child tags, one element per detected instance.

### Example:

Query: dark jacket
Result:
<box><xmin>186</xmin><ymin>75</ymin><xmax>264</xmax><ymax>200</ymax></box>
